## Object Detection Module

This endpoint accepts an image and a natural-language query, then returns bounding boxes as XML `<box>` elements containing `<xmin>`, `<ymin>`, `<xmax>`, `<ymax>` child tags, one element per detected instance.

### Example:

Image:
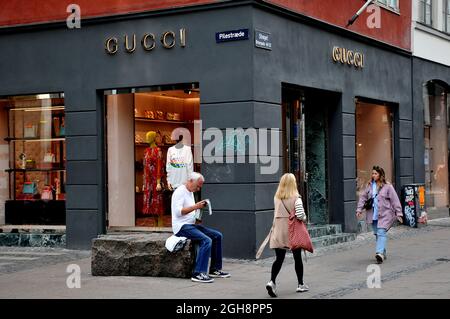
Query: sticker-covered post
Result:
<box><xmin>401</xmin><ymin>184</ymin><xmax>423</xmax><ymax>228</ymax></box>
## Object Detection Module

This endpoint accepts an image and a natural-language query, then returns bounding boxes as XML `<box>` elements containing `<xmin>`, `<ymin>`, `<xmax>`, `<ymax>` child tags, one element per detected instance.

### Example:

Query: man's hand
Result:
<box><xmin>195</xmin><ymin>200</ymin><xmax>207</xmax><ymax>210</ymax></box>
<box><xmin>356</xmin><ymin>211</ymin><xmax>363</xmax><ymax>219</ymax></box>
<box><xmin>397</xmin><ymin>216</ymin><xmax>403</xmax><ymax>224</ymax></box>
<box><xmin>156</xmin><ymin>183</ymin><xmax>162</xmax><ymax>192</ymax></box>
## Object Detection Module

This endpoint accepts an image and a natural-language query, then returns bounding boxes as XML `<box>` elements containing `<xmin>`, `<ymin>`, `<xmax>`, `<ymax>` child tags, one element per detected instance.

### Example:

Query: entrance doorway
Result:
<box><xmin>423</xmin><ymin>80</ymin><xmax>449</xmax><ymax>217</ymax></box>
<box><xmin>282</xmin><ymin>85</ymin><xmax>338</xmax><ymax>225</ymax></box>
<box><xmin>104</xmin><ymin>84</ymin><xmax>200</xmax><ymax>229</ymax></box>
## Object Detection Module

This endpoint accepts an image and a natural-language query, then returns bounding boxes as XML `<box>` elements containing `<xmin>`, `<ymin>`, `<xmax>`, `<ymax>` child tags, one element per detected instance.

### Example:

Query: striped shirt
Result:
<box><xmin>295</xmin><ymin>197</ymin><xmax>306</xmax><ymax>221</ymax></box>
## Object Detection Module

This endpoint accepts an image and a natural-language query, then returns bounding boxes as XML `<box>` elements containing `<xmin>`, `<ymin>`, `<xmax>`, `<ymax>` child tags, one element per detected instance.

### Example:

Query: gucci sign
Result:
<box><xmin>105</xmin><ymin>29</ymin><xmax>186</xmax><ymax>55</ymax></box>
<box><xmin>332</xmin><ymin>46</ymin><xmax>364</xmax><ymax>69</ymax></box>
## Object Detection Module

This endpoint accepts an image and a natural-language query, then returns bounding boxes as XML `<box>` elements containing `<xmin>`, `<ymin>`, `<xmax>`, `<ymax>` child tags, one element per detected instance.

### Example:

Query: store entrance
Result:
<box><xmin>423</xmin><ymin>81</ymin><xmax>449</xmax><ymax>218</ymax></box>
<box><xmin>105</xmin><ymin>84</ymin><xmax>200</xmax><ymax>229</ymax></box>
<box><xmin>282</xmin><ymin>85</ymin><xmax>336</xmax><ymax>225</ymax></box>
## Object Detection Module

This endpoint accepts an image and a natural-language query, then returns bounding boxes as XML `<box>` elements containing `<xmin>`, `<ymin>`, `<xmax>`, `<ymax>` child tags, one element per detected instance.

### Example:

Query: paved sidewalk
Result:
<box><xmin>0</xmin><ymin>220</ymin><xmax>449</xmax><ymax>299</ymax></box>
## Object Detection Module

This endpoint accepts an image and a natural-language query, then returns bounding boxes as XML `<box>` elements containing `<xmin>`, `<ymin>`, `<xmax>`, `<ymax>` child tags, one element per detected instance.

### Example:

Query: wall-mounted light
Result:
<box><xmin>346</xmin><ymin>0</ymin><xmax>375</xmax><ymax>27</ymax></box>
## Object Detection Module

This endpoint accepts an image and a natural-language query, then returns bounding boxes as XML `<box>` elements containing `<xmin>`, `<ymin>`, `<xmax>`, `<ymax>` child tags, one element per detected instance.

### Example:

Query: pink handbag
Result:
<box><xmin>282</xmin><ymin>200</ymin><xmax>314</xmax><ymax>253</ymax></box>
<box><xmin>41</xmin><ymin>186</ymin><xmax>53</xmax><ymax>200</ymax></box>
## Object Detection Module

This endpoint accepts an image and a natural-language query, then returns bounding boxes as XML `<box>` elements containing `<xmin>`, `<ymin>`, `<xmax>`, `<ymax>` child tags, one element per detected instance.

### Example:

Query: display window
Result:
<box><xmin>356</xmin><ymin>100</ymin><xmax>395</xmax><ymax>194</ymax></box>
<box><xmin>0</xmin><ymin>93</ymin><xmax>66</xmax><ymax>225</ymax></box>
<box><xmin>105</xmin><ymin>84</ymin><xmax>200</xmax><ymax>229</ymax></box>
<box><xmin>423</xmin><ymin>81</ymin><xmax>449</xmax><ymax>213</ymax></box>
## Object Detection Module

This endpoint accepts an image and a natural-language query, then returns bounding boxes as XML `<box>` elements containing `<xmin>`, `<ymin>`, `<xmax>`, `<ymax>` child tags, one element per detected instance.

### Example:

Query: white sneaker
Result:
<box><xmin>266</xmin><ymin>280</ymin><xmax>277</xmax><ymax>297</ymax></box>
<box><xmin>375</xmin><ymin>253</ymin><xmax>384</xmax><ymax>264</ymax></box>
<box><xmin>296</xmin><ymin>284</ymin><xmax>309</xmax><ymax>293</ymax></box>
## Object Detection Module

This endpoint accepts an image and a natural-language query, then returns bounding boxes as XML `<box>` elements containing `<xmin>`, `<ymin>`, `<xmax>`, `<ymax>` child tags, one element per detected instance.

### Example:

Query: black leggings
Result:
<box><xmin>271</xmin><ymin>248</ymin><xmax>304</xmax><ymax>285</ymax></box>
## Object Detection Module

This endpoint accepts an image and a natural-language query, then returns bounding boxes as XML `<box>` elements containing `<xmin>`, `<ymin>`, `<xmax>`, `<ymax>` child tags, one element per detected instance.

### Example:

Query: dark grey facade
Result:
<box><xmin>412</xmin><ymin>57</ymin><xmax>450</xmax><ymax>183</ymax></box>
<box><xmin>1</xmin><ymin>1</ymin><xmax>448</xmax><ymax>258</ymax></box>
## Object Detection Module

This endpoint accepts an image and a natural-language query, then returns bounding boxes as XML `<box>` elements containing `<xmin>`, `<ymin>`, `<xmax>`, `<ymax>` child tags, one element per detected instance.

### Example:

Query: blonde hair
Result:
<box><xmin>275</xmin><ymin>173</ymin><xmax>300</xmax><ymax>200</ymax></box>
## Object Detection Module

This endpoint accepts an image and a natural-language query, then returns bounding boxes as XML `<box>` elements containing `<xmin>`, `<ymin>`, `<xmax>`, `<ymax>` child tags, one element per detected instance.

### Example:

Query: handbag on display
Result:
<box><xmin>43</xmin><ymin>152</ymin><xmax>56</xmax><ymax>163</ymax></box>
<box><xmin>23</xmin><ymin>181</ymin><xmax>38</xmax><ymax>195</ymax></box>
<box><xmin>144</xmin><ymin>110</ymin><xmax>155</xmax><ymax>119</ymax></box>
<box><xmin>41</xmin><ymin>152</ymin><xmax>57</xmax><ymax>169</ymax></box>
<box><xmin>24</xmin><ymin>124</ymin><xmax>38</xmax><ymax>138</ymax></box>
<box><xmin>156</xmin><ymin>111</ymin><xmax>164</xmax><ymax>120</ymax></box>
<box><xmin>135</xmin><ymin>134</ymin><xmax>144</xmax><ymax>144</ymax></box>
<box><xmin>59</xmin><ymin>120</ymin><xmax>65</xmax><ymax>136</ymax></box>
<box><xmin>18</xmin><ymin>153</ymin><xmax>27</xmax><ymax>169</ymax></box>
<box><xmin>281</xmin><ymin>200</ymin><xmax>314</xmax><ymax>253</ymax></box>
<box><xmin>163</xmin><ymin>134</ymin><xmax>175</xmax><ymax>145</ymax></box>
<box><xmin>41</xmin><ymin>186</ymin><xmax>53</xmax><ymax>200</ymax></box>
<box><xmin>25</xmin><ymin>159</ymin><xmax>36</xmax><ymax>169</ymax></box>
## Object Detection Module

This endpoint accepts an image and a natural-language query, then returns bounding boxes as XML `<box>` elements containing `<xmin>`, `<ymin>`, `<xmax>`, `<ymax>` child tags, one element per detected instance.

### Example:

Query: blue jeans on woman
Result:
<box><xmin>372</xmin><ymin>220</ymin><xmax>387</xmax><ymax>255</ymax></box>
<box><xmin>176</xmin><ymin>224</ymin><xmax>223</xmax><ymax>275</ymax></box>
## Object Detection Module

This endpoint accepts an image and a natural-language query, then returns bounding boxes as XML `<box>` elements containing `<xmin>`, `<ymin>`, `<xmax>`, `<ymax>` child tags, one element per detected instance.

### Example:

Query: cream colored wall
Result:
<box><xmin>0</xmin><ymin>107</ymin><xmax>9</xmax><ymax>224</ymax></box>
<box><xmin>107</xmin><ymin>94</ymin><xmax>135</xmax><ymax>227</ymax></box>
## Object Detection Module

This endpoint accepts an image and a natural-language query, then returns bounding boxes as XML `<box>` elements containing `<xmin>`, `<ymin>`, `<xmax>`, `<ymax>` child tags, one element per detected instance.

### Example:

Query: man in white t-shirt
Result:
<box><xmin>171</xmin><ymin>172</ymin><xmax>231</xmax><ymax>283</ymax></box>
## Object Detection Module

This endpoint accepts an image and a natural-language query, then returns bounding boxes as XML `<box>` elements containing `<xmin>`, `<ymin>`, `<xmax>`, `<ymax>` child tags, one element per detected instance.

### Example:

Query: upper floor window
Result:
<box><xmin>419</xmin><ymin>0</ymin><xmax>433</xmax><ymax>25</ymax></box>
<box><xmin>444</xmin><ymin>0</ymin><xmax>450</xmax><ymax>32</ymax></box>
<box><xmin>377</xmin><ymin>0</ymin><xmax>400</xmax><ymax>11</ymax></box>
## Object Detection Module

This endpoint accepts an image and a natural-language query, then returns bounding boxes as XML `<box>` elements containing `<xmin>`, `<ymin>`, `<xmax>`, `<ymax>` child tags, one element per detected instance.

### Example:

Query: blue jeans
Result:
<box><xmin>372</xmin><ymin>220</ymin><xmax>387</xmax><ymax>255</ymax></box>
<box><xmin>176</xmin><ymin>224</ymin><xmax>223</xmax><ymax>275</ymax></box>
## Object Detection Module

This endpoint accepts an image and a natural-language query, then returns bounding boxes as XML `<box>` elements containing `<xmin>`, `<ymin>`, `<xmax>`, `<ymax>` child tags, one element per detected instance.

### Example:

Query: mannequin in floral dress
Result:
<box><xmin>143</xmin><ymin>131</ymin><xmax>163</xmax><ymax>217</ymax></box>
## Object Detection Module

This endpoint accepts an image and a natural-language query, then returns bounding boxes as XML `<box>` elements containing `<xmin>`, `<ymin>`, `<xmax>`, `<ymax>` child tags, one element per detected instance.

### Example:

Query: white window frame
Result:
<box><xmin>419</xmin><ymin>0</ymin><xmax>433</xmax><ymax>26</ymax></box>
<box><xmin>444</xmin><ymin>0</ymin><xmax>450</xmax><ymax>33</ymax></box>
<box><xmin>376</xmin><ymin>0</ymin><xmax>400</xmax><ymax>13</ymax></box>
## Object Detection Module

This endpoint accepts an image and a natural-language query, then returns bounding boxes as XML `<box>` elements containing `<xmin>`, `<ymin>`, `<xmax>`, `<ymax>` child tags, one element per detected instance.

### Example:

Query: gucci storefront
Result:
<box><xmin>0</xmin><ymin>1</ymin><xmax>444</xmax><ymax>258</ymax></box>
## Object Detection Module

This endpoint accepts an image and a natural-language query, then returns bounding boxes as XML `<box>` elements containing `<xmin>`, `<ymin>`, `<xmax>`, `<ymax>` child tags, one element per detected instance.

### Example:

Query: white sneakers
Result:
<box><xmin>375</xmin><ymin>253</ymin><xmax>385</xmax><ymax>264</ymax></box>
<box><xmin>266</xmin><ymin>280</ymin><xmax>310</xmax><ymax>297</ymax></box>
<box><xmin>266</xmin><ymin>281</ymin><xmax>277</xmax><ymax>297</ymax></box>
<box><xmin>296</xmin><ymin>284</ymin><xmax>310</xmax><ymax>292</ymax></box>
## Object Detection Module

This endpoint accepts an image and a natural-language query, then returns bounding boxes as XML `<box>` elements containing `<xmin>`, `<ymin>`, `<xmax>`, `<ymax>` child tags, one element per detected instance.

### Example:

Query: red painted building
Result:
<box><xmin>0</xmin><ymin>0</ymin><xmax>411</xmax><ymax>50</ymax></box>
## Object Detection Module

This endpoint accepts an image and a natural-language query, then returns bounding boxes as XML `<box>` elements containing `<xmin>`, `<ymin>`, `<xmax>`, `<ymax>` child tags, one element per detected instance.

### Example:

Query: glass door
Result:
<box><xmin>282</xmin><ymin>87</ymin><xmax>308</xmax><ymax>215</ymax></box>
<box><xmin>423</xmin><ymin>82</ymin><xmax>449</xmax><ymax>215</ymax></box>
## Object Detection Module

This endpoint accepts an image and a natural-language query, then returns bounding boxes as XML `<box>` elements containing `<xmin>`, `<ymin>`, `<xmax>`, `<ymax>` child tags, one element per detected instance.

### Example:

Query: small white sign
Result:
<box><xmin>255</xmin><ymin>30</ymin><xmax>272</xmax><ymax>50</ymax></box>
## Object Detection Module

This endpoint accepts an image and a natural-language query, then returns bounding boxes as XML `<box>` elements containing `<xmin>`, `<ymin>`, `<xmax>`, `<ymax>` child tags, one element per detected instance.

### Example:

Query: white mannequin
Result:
<box><xmin>166</xmin><ymin>135</ymin><xmax>193</xmax><ymax>191</ymax></box>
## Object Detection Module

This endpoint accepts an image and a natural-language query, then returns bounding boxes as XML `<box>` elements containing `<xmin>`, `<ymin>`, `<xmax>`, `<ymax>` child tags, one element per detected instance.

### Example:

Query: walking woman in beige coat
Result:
<box><xmin>265</xmin><ymin>173</ymin><xmax>308</xmax><ymax>297</ymax></box>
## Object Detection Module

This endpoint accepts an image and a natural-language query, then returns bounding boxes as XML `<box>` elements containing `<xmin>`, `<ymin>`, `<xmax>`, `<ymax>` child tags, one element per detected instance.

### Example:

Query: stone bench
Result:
<box><xmin>91</xmin><ymin>233</ymin><xmax>195</xmax><ymax>278</ymax></box>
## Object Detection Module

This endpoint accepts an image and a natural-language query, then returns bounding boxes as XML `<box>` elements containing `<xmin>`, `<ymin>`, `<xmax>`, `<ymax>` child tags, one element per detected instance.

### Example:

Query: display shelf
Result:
<box><xmin>135</xmin><ymin>143</ymin><xmax>177</xmax><ymax>147</ymax></box>
<box><xmin>5</xmin><ymin>106</ymin><xmax>65</xmax><ymax>112</ymax></box>
<box><xmin>134</xmin><ymin>117</ymin><xmax>192</xmax><ymax>124</ymax></box>
<box><xmin>4</xmin><ymin>137</ymin><xmax>65</xmax><ymax>142</ymax></box>
<box><xmin>5</xmin><ymin>168</ymin><xmax>66</xmax><ymax>173</ymax></box>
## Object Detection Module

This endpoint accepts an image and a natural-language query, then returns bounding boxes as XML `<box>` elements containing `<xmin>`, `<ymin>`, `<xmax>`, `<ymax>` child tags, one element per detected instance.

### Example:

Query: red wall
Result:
<box><xmin>265</xmin><ymin>0</ymin><xmax>411</xmax><ymax>50</ymax></box>
<box><xmin>0</xmin><ymin>0</ymin><xmax>216</xmax><ymax>26</ymax></box>
<box><xmin>0</xmin><ymin>0</ymin><xmax>411</xmax><ymax>50</ymax></box>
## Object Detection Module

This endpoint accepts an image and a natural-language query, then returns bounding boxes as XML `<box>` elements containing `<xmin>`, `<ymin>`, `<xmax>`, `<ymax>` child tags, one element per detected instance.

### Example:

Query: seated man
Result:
<box><xmin>171</xmin><ymin>172</ymin><xmax>230</xmax><ymax>283</ymax></box>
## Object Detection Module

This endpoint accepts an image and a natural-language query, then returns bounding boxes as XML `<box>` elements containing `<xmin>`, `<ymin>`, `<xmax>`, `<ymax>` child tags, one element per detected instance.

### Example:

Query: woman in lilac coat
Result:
<box><xmin>356</xmin><ymin>166</ymin><xmax>403</xmax><ymax>264</ymax></box>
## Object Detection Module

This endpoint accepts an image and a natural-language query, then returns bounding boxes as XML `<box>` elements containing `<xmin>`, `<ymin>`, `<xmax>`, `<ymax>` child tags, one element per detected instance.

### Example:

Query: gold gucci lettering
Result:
<box><xmin>105</xmin><ymin>29</ymin><xmax>186</xmax><ymax>55</ymax></box>
<box><xmin>332</xmin><ymin>46</ymin><xmax>364</xmax><ymax>69</ymax></box>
